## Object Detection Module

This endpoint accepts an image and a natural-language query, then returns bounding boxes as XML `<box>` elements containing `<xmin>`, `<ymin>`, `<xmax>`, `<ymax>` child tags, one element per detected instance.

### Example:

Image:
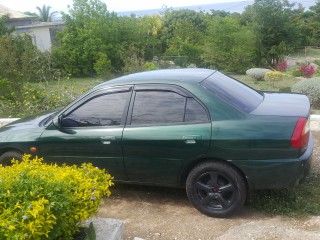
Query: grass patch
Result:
<box><xmin>248</xmin><ymin>174</ymin><xmax>320</xmax><ymax>216</ymax></box>
<box><xmin>0</xmin><ymin>77</ymin><xmax>106</xmax><ymax>118</ymax></box>
<box><xmin>31</xmin><ymin>77</ymin><xmax>104</xmax><ymax>94</ymax></box>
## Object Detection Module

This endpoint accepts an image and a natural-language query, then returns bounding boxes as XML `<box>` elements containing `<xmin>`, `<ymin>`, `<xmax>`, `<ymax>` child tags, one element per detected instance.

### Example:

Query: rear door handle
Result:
<box><xmin>100</xmin><ymin>136</ymin><xmax>116</xmax><ymax>144</ymax></box>
<box><xmin>182</xmin><ymin>135</ymin><xmax>201</xmax><ymax>144</ymax></box>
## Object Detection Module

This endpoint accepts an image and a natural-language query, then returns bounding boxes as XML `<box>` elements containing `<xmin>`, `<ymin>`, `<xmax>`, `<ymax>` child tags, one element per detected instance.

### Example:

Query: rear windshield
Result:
<box><xmin>201</xmin><ymin>72</ymin><xmax>263</xmax><ymax>113</ymax></box>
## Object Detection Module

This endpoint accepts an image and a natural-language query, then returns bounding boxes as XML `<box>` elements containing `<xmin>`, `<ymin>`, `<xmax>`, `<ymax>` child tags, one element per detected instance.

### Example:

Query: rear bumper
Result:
<box><xmin>232</xmin><ymin>134</ymin><xmax>314</xmax><ymax>189</ymax></box>
<box><xmin>296</xmin><ymin>133</ymin><xmax>313</xmax><ymax>184</ymax></box>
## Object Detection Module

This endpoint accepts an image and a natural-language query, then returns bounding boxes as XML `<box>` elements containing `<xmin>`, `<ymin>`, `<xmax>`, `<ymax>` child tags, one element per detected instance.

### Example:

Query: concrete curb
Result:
<box><xmin>82</xmin><ymin>217</ymin><xmax>124</xmax><ymax>240</ymax></box>
<box><xmin>310</xmin><ymin>115</ymin><xmax>320</xmax><ymax>131</ymax></box>
<box><xmin>0</xmin><ymin>118</ymin><xmax>20</xmax><ymax>127</ymax></box>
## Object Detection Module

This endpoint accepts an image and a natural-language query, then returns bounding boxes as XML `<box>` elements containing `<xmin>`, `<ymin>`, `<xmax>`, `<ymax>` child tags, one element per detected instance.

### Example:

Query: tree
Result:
<box><xmin>161</xmin><ymin>9</ymin><xmax>206</xmax><ymax>66</ymax></box>
<box><xmin>36</xmin><ymin>5</ymin><xmax>57</xmax><ymax>22</ymax></box>
<box><xmin>202</xmin><ymin>16</ymin><xmax>255</xmax><ymax>73</ymax></box>
<box><xmin>0</xmin><ymin>15</ymin><xmax>14</xmax><ymax>36</ymax></box>
<box><xmin>301</xmin><ymin>0</ymin><xmax>320</xmax><ymax>46</ymax></box>
<box><xmin>250</xmin><ymin>0</ymin><xmax>302</xmax><ymax>66</ymax></box>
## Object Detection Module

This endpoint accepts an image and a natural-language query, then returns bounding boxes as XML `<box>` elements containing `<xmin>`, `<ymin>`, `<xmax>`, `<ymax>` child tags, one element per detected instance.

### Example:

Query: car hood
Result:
<box><xmin>3</xmin><ymin>109</ymin><xmax>59</xmax><ymax>129</ymax></box>
<box><xmin>0</xmin><ymin>109</ymin><xmax>59</xmax><ymax>142</ymax></box>
<box><xmin>250</xmin><ymin>92</ymin><xmax>310</xmax><ymax>117</ymax></box>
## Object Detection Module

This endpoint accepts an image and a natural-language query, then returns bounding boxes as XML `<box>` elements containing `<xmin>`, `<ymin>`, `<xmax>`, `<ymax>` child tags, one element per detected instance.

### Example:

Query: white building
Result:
<box><xmin>0</xmin><ymin>4</ymin><xmax>64</xmax><ymax>52</ymax></box>
<box><xmin>15</xmin><ymin>21</ymin><xmax>64</xmax><ymax>52</ymax></box>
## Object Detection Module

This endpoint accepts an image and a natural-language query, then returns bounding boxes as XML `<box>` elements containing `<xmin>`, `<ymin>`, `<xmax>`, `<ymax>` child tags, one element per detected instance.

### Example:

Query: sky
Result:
<box><xmin>0</xmin><ymin>0</ymin><xmax>244</xmax><ymax>13</ymax></box>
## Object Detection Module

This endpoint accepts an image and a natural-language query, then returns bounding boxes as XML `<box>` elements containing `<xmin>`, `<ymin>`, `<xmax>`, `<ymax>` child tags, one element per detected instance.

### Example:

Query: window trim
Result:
<box><xmin>126</xmin><ymin>84</ymin><xmax>210</xmax><ymax>127</ymax></box>
<box><xmin>59</xmin><ymin>86</ymin><xmax>133</xmax><ymax>129</ymax></box>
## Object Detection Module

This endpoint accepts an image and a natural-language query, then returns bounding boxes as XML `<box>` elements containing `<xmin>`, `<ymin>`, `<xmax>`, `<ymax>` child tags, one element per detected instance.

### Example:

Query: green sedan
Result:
<box><xmin>0</xmin><ymin>68</ymin><xmax>313</xmax><ymax>217</ymax></box>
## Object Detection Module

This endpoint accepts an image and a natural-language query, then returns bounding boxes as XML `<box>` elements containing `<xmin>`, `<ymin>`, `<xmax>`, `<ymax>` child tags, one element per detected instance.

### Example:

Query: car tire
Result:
<box><xmin>186</xmin><ymin>161</ymin><xmax>247</xmax><ymax>218</ymax></box>
<box><xmin>0</xmin><ymin>151</ymin><xmax>23</xmax><ymax>166</ymax></box>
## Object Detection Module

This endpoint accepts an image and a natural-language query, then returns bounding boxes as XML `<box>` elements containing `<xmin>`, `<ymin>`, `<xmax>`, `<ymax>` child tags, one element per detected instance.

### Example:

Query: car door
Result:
<box><xmin>122</xmin><ymin>85</ymin><xmax>212</xmax><ymax>185</ymax></box>
<box><xmin>39</xmin><ymin>86</ymin><xmax>132</xmax><ymax>181</ymax></box>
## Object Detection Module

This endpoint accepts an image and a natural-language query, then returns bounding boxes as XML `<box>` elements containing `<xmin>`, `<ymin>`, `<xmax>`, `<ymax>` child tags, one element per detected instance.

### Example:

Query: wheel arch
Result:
<box><xmin>180</xmin><ymin>157</ymin><xmax>252</xmax><ymax>190</ymax></box>
<box><xmin>0</xmin><ymin>147</ymin><xmax>24</xmax><ymax>157</ymax></box>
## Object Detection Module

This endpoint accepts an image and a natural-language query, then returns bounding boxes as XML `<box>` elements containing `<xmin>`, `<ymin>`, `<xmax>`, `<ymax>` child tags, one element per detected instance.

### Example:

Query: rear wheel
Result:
<box><xmin>0</xmin><ymin>151</ymin><xmax>23</xmax><ymax>166</ymax></box>
<box><xmin>186</xmin><ymin>161</ymin><xmax>246</xmax><ymax>218</ymax></box>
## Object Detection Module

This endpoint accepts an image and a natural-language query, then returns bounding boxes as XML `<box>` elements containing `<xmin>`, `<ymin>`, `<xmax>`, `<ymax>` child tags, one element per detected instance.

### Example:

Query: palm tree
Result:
<box><xmin>36</xmin><ymin>5</ymin><xmax>57</xmax><ymax>22</ymax></box>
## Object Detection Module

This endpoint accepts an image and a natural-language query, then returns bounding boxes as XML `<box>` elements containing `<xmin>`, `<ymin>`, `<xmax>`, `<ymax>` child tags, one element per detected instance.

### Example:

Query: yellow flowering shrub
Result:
<box><xmin>0</xmin><ymin>155</ymin><xmax>113</xmax><ymax>239</ymax></box>
<box><xmin>264</xmin><ymin>71</ymin><xmax>286</xmax><ymax>81</ymax></box>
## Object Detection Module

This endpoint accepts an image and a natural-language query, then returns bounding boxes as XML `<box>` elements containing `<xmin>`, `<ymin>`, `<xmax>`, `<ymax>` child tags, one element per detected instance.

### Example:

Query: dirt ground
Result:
<box><xmin>98</xmin><ymin>131</ymin><xmax>320</xmax><ymax>240</ymax></box>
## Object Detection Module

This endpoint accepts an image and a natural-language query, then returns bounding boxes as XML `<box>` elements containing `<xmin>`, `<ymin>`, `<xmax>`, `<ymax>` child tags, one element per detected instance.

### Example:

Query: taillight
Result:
<box><xmin>291</xmin><ymin>117</ymin><xmax>310</xmax><ymax>150</ymax></box>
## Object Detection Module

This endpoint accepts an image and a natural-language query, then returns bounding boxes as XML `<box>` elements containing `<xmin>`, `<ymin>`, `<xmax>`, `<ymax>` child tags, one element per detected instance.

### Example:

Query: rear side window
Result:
<box><xmin>185</xmin><ymin>98</ymin><xmax>208</xmax><ymax>123</ymax></box>
<box><xmin>131</xmin><ymin>91</ymin><xmax>185</xmax><ymax>125</ymax></box>
<box><xmin>201</xmin><ymin>72</ymin><xmax>263</xmax><ymax>113</ymax></box>
<box><xmin>131</xmin><ymin>90</ymin><xmax>209</xmax><ymax>125</ymax></box>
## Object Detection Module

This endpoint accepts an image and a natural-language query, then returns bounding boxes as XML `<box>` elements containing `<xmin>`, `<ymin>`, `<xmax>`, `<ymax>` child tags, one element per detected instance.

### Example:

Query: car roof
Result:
<box><xmin>94</xmin><ymin>68</ymin><xmax>216</xmax><ymax>89</ymax></box>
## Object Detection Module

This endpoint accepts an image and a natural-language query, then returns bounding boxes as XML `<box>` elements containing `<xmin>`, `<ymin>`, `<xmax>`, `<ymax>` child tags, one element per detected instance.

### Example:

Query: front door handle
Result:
<box><xmin>100</xmin><ymin>136</ymin><xmax>116</xmax><ymax>144</ymax></box>
<box><xmin>182</xmin><ymin>135</ymin><xmax>201</xmax><ymax>144</ymax></box>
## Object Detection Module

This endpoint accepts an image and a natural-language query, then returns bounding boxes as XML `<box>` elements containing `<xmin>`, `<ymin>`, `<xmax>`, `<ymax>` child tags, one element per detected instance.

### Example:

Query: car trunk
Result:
<box><xmin>250</xmin><ymin>92</ymin><xmax>310</xmax><ymax>117</ymax></box>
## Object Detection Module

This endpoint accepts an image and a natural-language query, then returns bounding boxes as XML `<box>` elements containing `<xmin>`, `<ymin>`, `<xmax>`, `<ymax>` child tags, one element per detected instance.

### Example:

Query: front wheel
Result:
<box><xmin>0</xmin><ymin>151</ymin><xmax>23</xmax><ymax>166</ymax></box>
<box><xmin>186</xmin><ymin>161</ymin><xmax>247</xmax><ymax>218</ymax></box>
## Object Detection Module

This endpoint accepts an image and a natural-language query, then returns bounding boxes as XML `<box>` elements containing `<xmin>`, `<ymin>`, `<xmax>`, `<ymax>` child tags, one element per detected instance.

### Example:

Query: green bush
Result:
<box><xmin>290</xmin><ymin>68</ymin><xmax>303</xmax><ymax>77</ymax></box>
<box><xmin>93</xmin><ymin>52</ymin><xmax>112</xmax><ymax>78</ymax></box>
<box><xmin>0</xmin><ymin>155</ymin><xmax>113</xmax><ymax>239</ymax></box>
<box><xmin>292</xmin><ymin>77</ymin><xmax>320</xmax><ymax>108</ymax></box>
<box><xmin>144</xmin><ymin>62</ymin><xmax>158</xmax><ymax>71</ymax></box>
<box><xmin>279</xmin><ymin>86</ymin><xmax>291</xmax><ymax>93</ymax></box>
<box><xmin>246</xmin><ymin>68</ymin><xmax>272</xmax><ymax>81</ymax></box>
<box><xmin>0</xmin><ymin>81</ymin><xmax>85</xmax><ymax>118</ymax></box>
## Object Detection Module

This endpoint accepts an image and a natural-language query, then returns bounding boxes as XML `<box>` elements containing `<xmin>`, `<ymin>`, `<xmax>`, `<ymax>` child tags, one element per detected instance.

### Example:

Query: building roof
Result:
<box><xmin>15</xmin><ymin>21</ymin><xmax>65</xmax><ymax>29</ymax></box>
<box><xmin>0</xmin><ymin>4</ymin><xmax>33</xmax><ymax>19</ymax></box>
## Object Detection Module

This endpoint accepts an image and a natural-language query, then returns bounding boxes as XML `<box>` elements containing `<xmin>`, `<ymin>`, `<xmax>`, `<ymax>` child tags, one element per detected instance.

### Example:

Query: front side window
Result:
<box><xmin>131</xmin><ymin>90</ymin><xmax>209</xmax><ymax>125</ymax></box>
<box><xmin>61</xmin><ymin>91</ymin><xmax>129</xmax><ymax>127</ymax></box>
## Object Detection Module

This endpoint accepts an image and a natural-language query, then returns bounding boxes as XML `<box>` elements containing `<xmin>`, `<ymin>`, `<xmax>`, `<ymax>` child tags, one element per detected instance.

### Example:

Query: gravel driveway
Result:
<box><xmin>98</xmin><ymin>131</ymin><xmax>320</xmax><ymax>240</ymax></box>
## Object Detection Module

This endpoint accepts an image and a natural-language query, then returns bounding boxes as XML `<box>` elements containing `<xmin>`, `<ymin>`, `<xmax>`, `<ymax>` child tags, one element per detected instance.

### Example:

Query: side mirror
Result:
<box><xmin>52</xmin><ymin>115</ymin><xmax>62</xmax><ymax>129</ymax></box>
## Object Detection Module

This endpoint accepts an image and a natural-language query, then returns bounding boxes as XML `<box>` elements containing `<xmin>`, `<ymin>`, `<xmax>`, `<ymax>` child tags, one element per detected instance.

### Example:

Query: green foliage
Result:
<box><xmin>290</xmin><ymin>68</ymin><xmax>304</xmax><ymax>77</ymax></box>
<box><xmin>246</xmin><ymin>68</ymin><xmax>272</xmax><ymax>81</ymax></box>
<box><xmin>162</xmin><ymin>9</ymin><xmax>206</xmax><ymax>67</ymax></box>
<box><xmin>292</xmin><ymin>77</ymin><xmax>320</xmax><ymax>108</ymax></box>
<box><xmin>0</xmin><ymin>34</ymin><xmax>67</xmax><ymax>117</ymax></box>
<box><xmin>85</xmin><ymin>222</ymin><xmax>96</xmax><ymax>240</ymax></box>
<box><xmin>53</xmin><ymin>0</ymin><xmax>163</xmax><ymax>76</ymax></box>
<box><xmin>0</xmin><ymin>154</ymin><xmax>113</xmax><ymax>239</ymax></box>
<box><xmin>0</xmin><ymin>35</ymin><xmax>39</xmax><ymax>81</ymax></box>
<box><xmin>93</xmin><ymin>52</ymin><xmax>112</xmax><ymax>78</ymax></box>
<box><xmin>0</xmin><ymin>35</ymin><xmax>41</xmax><ymax>104</ymax></box>
<box><xmin>121</xmin><ymin>45</ymin><xmax>146</xmax><ymax>73</ymax></box>
<box><xmin>0</xmin><ymin>81</ymin><xmax>81</xmax><ymax>118</ymax></box>
<box><xmin>0</xmin><ymin>33</ymin><xmax>62</xmax><ymax>85</ymax></box>
<box><xmin>250</xmin><ymin>0</ymin><xmax>303</xmax><ymax>66</ymax></box>
<box><xmin>300</xmin><ymin>1</ymin><xmax>320</xmax><ymax>46</ymax></box>
<box><xmin>0</xmin><ymin>16</ymin><xmax>14</xmax><ymax>36</ymax></box>
<box><xmin>144</xmin><ymin>62</ymin><xmax>158</xmax><ymax>71</ymax></box>
<box><xmin>52</xmin><ymin>0</ymin><xmax>116</xmax><ymax>76</ymax></box>
<box><xmin>202</xmin><ymin>16</ymin><xmax>255</xmax><ymax>73</ymax></box>
<box><xmin>278</xmin><ymin>86</ymin><xmax>291</xmax><ymax>92</ymax></box>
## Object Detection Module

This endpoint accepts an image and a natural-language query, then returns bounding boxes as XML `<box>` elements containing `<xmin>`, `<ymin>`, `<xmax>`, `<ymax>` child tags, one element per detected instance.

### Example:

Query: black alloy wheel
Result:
<box><xmin>186</xmin><ymin>161</ymin><xmax>246</xmax><ymax>218</ymax></box>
